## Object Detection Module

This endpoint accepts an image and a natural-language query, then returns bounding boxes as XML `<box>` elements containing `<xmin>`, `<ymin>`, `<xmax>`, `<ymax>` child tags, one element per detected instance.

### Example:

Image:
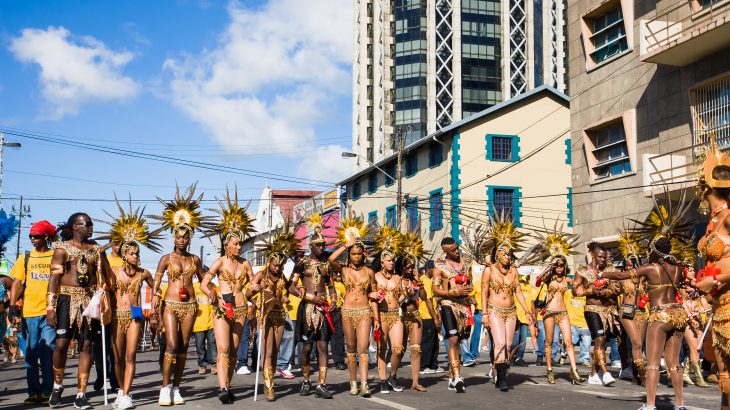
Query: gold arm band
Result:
<box><xmin>46</xmin><ymin>293</ymin><xmax>58</xmax><ymax>311</ymax></box>
<box><xmin>304</xmin><ymin>292</ymin><xmax>315</xmax><ymax>302</ymax></box>
<box><xmin>50</xmin><ymin>264</ymin><xmax>64</xmax><ymax>275</ymax></box>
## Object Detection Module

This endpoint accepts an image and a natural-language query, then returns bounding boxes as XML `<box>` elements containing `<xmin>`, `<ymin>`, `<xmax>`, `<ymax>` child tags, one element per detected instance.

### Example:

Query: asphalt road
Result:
<box><xmin>0</xmin><ymin>348</ymin><xmax>720</xmax><ymax>410</ymax></box>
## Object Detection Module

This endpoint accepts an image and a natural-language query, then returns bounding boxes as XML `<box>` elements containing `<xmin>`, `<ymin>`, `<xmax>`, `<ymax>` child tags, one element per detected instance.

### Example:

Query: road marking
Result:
<box><xmin>366</xmin><ymin>396</ymin><xmax>419</xmax><ymax>410</ymax></box>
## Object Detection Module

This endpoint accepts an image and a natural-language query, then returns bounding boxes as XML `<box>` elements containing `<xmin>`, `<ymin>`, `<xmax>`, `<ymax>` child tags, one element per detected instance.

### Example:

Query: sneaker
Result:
<box><xmin>236</xmin><ymin>366</ymin><xmax>251</xmax><ymax>375</ymax></box>
<box><xmin>118</xmin><ymin>395</ymin><xmax>134</xmax><ymax>410</ymax></box>
<box><xmin>602</xmin><ymin>372</ymin><xmax>616</xmax><ymax>386</ymax></box>
<box><xmin>199</xmin><ymin>367</ymin><xmax>207</xmax><ymax>375</ymax></box>
<box><xmin>619</xmin><ymin>366</ymin><xmax>634</xmax><ymax>380</ymax></box>
<box><xmin>277</xmin><ymin>369</ymin><xmax>294</xmax><ymax>379</ymax></box>
<box><xmin>463</xmin><ymin>360</ymin><xmax>477</xmax><ymax>367</ymax></box>
<box><xmin>314</xmin><ymin>384</ymin><xmax>334</xmax><ymax>399</ymax></box>
<box><xmin>73</xmin><ymin>394</ymin><xmax>91</xmax><ymax>409</ymax></box>
<box><xmin>512</xmin><ymin>358</ymin><xmax>528</xmax><ymax>367</ymax></box>
<box><xmin>369</xmin><ymin>346</ymin><xmax>377</xmax><ymax>353</ymax></box>
<box><xmin>434</xmin><ymin>366</ymin><xmax>446</xmax><ymax>373</ymax></box>
<box><xmin>447</xmin><ymin>378</ymin><xmax>456</xmax><ymax>391</ymax></box>
<box><xmin>380</xmin><ymin>380</ymin><xmax>390</xmax><ymax>394</ymax></box>
<box><xmin>454</xmin><ymin>376</ymin><xmax>465</xmax><ymax>393</ymax></box>
<box><xmin>335</xmin><ymin>362</ymin><xmax>347</xmax><ymax>370</ymax></box>
<box><xmin>535</xmin><ymin>356</ymin><xmax>545</xmax><ymax>367</ymax></box>
<box><xmin>387</xmin><ymin>376</ymin><xmax>403</xmax><ymax>392</ymax></box>
<box><xmin>23</xmin><ymin>394</ymin><xmax>40</xmax><ymax>405</ymax></box>
<box><xmin>579</xmin><ymin>361</ymin><xmax>592</xmax><ymax>368</ymax></box>
<box><xmin>611</xmin><ymin>360</ymin><xmax>622</xmax><ymax>369</ymax></box>
<box><xmin>158</xmin><ymin>386</ymin><xmax>172</xmax><ymax>406</ymax></box>
<box><xmin>171</xmin><ymin>387</ymin><xmax>184</xmax><ymax>405</ymax></box>
<box><xmin>112</xmin><ymin>391</ymin><xmax>121</xmax><ymax>408</ymax></box>
<box><xmin>300</xmin><ymin>380</ymin><xmax>312</xmax><ymax>396</ymax></box>
<box><xmin>49</xmin><ymin>387</ymin><xmax>63</xmax><ymax>408</ymax></box>
<box><xmin>40</xmin><ymin>394</ymin><xmax>50</xmax><ymax>404</ymax></box>
<box><xmin>386</xmin><ymin>363</ymin><xmax>391</xmax><ymax>368</ymax></box>
<box><xmin>211</xmin><ymin>366</ymin><xmax>217</xmax><ymax>375</ymax></box>
<box><xmin>420</xmin><ymin>368</ymin><xmax>436</xmax><ymax>375</ymax></box>
<box><xmin>587</xmin><ymin>374</ymin><xmax>602</xmax><ymax>385</ymax></box>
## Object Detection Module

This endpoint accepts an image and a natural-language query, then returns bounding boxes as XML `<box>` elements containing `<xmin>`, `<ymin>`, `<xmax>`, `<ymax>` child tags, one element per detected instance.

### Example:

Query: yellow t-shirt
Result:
<box><xmin>10</xmin><ymin>249</ymin><xmax>54</xmax><ymax>318</ymax></box>
<box><xmin>286</xmin><ymin>277</ymin><xmax>302</xmax><ymax>319</ymax></box>
<box><xmin>567</xmin><ymin>294</ymin><xmax>587</xmax><ymax>328</ymax></box>
<box><xmin>515</xmin><ymin>280</ymin><xmax>534</xmax><ymax>323</ymax></box>
<box><xmin>108</xmin><ymin>253</ymin><xmax>123</xmax><ymax>270</ymax></box>
<box><xmin>193</xmin><ymin>282</ymin><xmax>213</xmax><ymax>332</ymax></box>
<box><xmin>333</xmin><ymin>281</ymin><xmax>346</xmax><ymax>308</ymax></box>
<box><xmin>418</xmin><ymin>275</ymin><xmax>433</xmax><ymax>320</ymax></box>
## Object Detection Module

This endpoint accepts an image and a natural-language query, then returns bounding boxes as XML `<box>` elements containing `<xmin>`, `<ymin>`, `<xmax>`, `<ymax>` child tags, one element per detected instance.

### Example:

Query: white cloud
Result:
<box><xmin>298</xmin><ymin>144</ymin><xmax>353</xmax><ymax>183</ymax></box>
<box><xmin>9</xmin><ymin>26</ymin><xmax>139</xmax><ymax>119</ymax></box>
<box><xmin>163</xmin><ymin>0</ymin><xmax>351</xmax><ymax>153</ymax></box>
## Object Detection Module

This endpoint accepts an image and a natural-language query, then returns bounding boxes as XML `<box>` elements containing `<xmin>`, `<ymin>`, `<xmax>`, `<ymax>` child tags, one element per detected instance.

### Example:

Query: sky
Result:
<box><xmin>0</xmin><ymin>0</ymin><xmax>355</xmax><ymax>267</ymax></box>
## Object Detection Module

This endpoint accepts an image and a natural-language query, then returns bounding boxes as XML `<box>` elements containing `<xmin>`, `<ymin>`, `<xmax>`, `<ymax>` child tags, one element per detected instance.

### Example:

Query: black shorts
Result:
<box><xmin>55</xmin><ymin>294</ymin><xmax>100</xmax><ymax>341</ymax></box>
<box><xmin>584</xmin><ymin>311</ymin><xmax>617</xmax><ymax>340</ymax></box>
<box><xmin>441</xmin><ymin>305</ymin><xmax>470</xmax><ymax>341</ymax></box>
<box><xmin>294</xmin><ymin>302</ymin><xmax>332</xmax><ymax>343</ymax></box>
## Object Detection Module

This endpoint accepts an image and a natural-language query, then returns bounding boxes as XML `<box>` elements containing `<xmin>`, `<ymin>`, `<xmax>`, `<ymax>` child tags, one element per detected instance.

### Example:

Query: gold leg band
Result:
<box><xmin>302</xmin><ymin>364</ymin><xmax>311</xmax><ymax>381</ymax></box>
<box><xmin>163</xmin><ymin>352</ymin><xmax>177</xmax><ymax>381</ymax></box>
<box><xmin>318</xmin><ymin>367</ymin><xmax>328</xmax><ymax>385</ymax></box>
<box><xmin>54</xmin><ymin>367</ymin><xmax>65</xmax><ymax>385</ymax></box>
<box><xmin>391</xmin><ymin>344</ymin><xmax>404</xmax><ymax>355</ymax></box>
<box><xmin>77</xmin><ymin>372</ymin><xmax>89</xmax><ymax>393</ymax></box>
<box><xmin>450</xmin><ymin>359</ymin><xmax>461</xmax><ymax>378</ymax></box>
<box><xmin>347</xmin><ymin>352</ymin><xmax>357</xmax><ymax>369</ymax></box>
<box><xmin>410</xmin><ymin>344</ymin><xmax>421</xmax><ymax>357</ymax></box>
<box><xmin>264</xmin><ymin>366</ymin><xmax>275</xmax><ymax>401</ymax></box>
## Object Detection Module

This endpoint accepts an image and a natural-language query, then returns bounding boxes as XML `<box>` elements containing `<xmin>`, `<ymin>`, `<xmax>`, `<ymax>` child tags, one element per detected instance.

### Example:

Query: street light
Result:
<box><xmin>341</xmin><ymin>151</ymin><xmax>396</xmax><ymax>182</ymax></box>
<box><xmin>0</xmin><ymin>132</ymin><xmax>21</xmax><ymax>207</ymax></box>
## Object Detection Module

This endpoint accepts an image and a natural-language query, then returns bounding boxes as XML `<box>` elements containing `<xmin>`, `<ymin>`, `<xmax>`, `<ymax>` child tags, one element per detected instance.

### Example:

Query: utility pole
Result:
<box><xmin>395</xmin><ymin>126</ymin><xmax>411</xmax><ymax>230</ymax></box>
<box><xmin>15</xmin><ymin>195</ymin><xmax>23</xmax><ymax>259</ymax></box>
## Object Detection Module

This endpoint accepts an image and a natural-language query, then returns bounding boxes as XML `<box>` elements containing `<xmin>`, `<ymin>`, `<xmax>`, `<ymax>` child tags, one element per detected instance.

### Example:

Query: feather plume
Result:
<box><xmin>97</xmin><ymin>195</ymin><xmax>165</xmax><ymax>252</ymax></box>
<box><xmin>202</xmin><ymin>187</ymin><xmax>256</xmax><ymax>241</ymax></box>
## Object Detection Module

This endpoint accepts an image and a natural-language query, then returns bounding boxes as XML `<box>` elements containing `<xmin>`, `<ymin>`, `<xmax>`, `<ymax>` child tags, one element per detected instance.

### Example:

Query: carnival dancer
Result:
<box><xmin>328</xmin><ymin>216</ymin><xmax>377</xmax><ymax>397</ymax></box>
<box><xmin>530</xmin><ymin>221</ymin><xmax>584</xmax><ymax>384</ymax></box>
<box><xmin>472</xmin><ymin>214</ymin><xmax>534</xmax><ymax>392</ymax></box>
<box><xmin>680</xmin><ymin>260</ymin><xmax>709</xmax><ymax>387</ymax></box>
<box><xmin>615</xmin><ymin>228</ymin><xmax>649</xmax><ymax>385</ymax></box>
<box><xmin>398</xmin><ymin>231</ymin><xmax>432</xmax><ymax>392</ymax></box>
<box><xmin>432</xmin><ymin>236</ymin><xmax>473</xmax><ymax>393</ymax></box>
<box><xmin>693</xmin><ymin>134</ymin><xmax>730</xmax><ymax>408</ymax></box>
<box><xmin>151</xmin><ymin>184</ymin><xmax>208</xmax><ymax>406</ymax></box>
<box><xmin>288</xmin><ymin>213</ymin><xmax>336</xmax><ymax>399</ymax></box>
<box><xmin>98</xmin><ymin>200</ymin><xmax>163</xmax><ymax>409</ymax></box>
<box><xmin>371</xmin><ymin>225</ymin><xmax>406</xmax><ymax>394</ymax></box>
<box><xmin>601</xmin><ymin>188</ymin><xmax>693</xmax><ymax>410</ymax></box>
<box><xmin>199</xmin><ymin>188</ymin><xmax>256</xmax><ymax>403</ymax></box>
<box><xmin>572</xmin><ymin>241</ymin><xmax>621</xmax><ymax>387</ymax></box>
<box><xmin>46</xmin><ymin>213</ymin><xmax>113</xmax><ymax>409</ymax></box>
<box><xmin>246</xmin><ymin>225</ymin><xmax>299</xmax><ymax>402</ymax></box>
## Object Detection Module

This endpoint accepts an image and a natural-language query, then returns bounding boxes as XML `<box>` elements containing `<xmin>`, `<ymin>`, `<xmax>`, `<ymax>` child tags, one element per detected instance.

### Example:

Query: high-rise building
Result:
<box><xmin>352</xmin><ymin>0</ymin><xmax>568</xmax><ymax>170</ymax></box>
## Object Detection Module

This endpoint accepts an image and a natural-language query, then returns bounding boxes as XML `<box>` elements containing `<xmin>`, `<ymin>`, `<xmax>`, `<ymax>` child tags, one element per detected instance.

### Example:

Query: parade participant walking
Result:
<box><xmin>288</xmin><ymin>213</ymin><xmax>336</xmax><ymax>399</ymax></box>
<box><xmin>601</xmin><ymin>189</ymin><xmax>693</xmax><ymax>410</ymax></box>
<box><xmin>46</xmin><ymin>213</ymin><xmax>113</xmax><ymax>409</ymax></box>
<box><xmin>433</xmin><ymin>236</ymin><xmax>474</xmax><ymax>393</ymax></box>
<box><xmin>151</xmin><ymin>184</ymin><xmax>208</xmax><ymax>406</ymax></box>
<box><xmin>474</xmin><ymin>214</ymin><xmax>534</xmax><ymax>392</ymax></box>
<box><xmin>572</xmin><ymin>241</ymin><xmax>621</xmax><ymax>387</ymax></box>
<box><xmin>99</xmin><ymin>201</ymin><xmax>162</xmax><ymax>410</ymax></box>
<box><xmin>328</xmin><ymin>216</ymin><xmax>377</xmax><ymax>397</ymax></box>
<box><xmin>419</xmin><ymin>262</ymin><xmax>442</xmax><ymax>374</ymax></box>
<box><xmin>9</xmin><ymin>220</ymin><xmax>55</xmax><ymax>405</ymax></box>
<box><xmin>201</xmin><ymin>189</ymin><xmax>256</xmax><ymax>403</ymax></box>
<box><xmin>681</xmin><ymin>263</ymin><xmax>709</xmax><ymax>387</ymax></box>
<box><xmin>246</xmin><ymin>226</ymin><xmax>299</xmax><ymax>402</ymax></box>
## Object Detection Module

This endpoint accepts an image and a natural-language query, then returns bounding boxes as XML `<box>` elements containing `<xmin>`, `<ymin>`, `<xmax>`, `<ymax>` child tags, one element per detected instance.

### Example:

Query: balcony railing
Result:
<box><xmin>640</xmin><ymin>0</ymin><xmax>730</xmax><ymax>66</ymax></box>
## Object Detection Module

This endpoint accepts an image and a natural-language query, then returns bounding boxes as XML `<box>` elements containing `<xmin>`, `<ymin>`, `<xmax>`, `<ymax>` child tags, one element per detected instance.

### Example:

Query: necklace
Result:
<box><xmin>446</xmin><ymin>258</ymin><xmax>463</xmax><ymax>275</ymax></box>
<box><xmin>713</xmin><ymin>204</ymin><xmax>729</xmax><ymax>218</ymax></box>
<box><xmin>496</xmin><ymin>263</ymin><xmax>510</xmax><ymax>275</ymax></box>
<box><xmin>382</xmin><ymin>270</ymin><xmax>393</xmax><ymax>280</ymax></box>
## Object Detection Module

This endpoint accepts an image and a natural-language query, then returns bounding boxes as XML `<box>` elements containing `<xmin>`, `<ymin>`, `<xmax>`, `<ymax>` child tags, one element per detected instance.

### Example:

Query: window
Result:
<box><xmin>581</xmin><ymin>1</ymin><xmax>632</xmax><ymax>69</ymax></box>
<box><xmin>429</xmin><ymin>142</ymin><xmax>443</xmax><ymax>167</ymax></box>
<box><xmin>592</xmin><ymin>123</ymin><xmax>631</xmax><ymax>179</ymax></box>
<box><xmin>690</xmin><ymin>74</ymin><xmax>730</xmax><ymax>150</ymax></box>
<box><xmin>487</xmin><ymin>186</ymin><xmax>522</xmax><ymax>226</ymax></box>
<box><xmin>386</xmin><ymin>205</ymin><xmax>397</xmax><ymax>227</ymax></box>
<box><xmin>406</xmin><ymin>197</ymin><xmax>418</xmax><ymax>232</ymax></box>
<box><xmin>352</xmin><ymin>181</ymin><xmax>362</xmax><ymax>200</ymax></box>
<box><xmin>368</xmin><ymin>211</ymin><xmax>378</xmax><ymax>225</ymax></box>
<box><xmin>429</xmin><ymin>189</ymin><xmax>443</xmax><ymax>231</ymax></box>
<box><xmin>368</xmin><ymin>172</ymin><xmax>378</xmax><ymax>193</ymax></box>
<box><xmin>486</xmin><ymin>134</ymin><xmax>520</xmax><ymax>162</ymax></box>
<box><xmin>405</xmin><ymin>152</ymin><xmax>418</xmax><ymax>177</ymax></box>
<box><xmin>385</xmin><ymin>163</ymin><xmax>396</xmax><ymax>186</ymax></box>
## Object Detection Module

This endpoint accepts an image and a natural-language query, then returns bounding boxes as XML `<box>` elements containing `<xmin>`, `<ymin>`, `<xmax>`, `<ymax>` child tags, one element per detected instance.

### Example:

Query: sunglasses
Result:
<box><xmin>75</xmin><ymin>221</ymin><xmax>94</xmax><ymax>227</ymax></box>
<box><xmin>29</xmin><ymin>234</ymin><xmax>45</xmax><ymax>240</ymax></box>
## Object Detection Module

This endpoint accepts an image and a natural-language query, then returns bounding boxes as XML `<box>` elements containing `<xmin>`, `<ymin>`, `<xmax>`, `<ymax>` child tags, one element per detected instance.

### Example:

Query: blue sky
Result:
<box><xmin>0</xmin><ymin>0</ymin><xmax>354</xmax><ymax>266</ymax></box>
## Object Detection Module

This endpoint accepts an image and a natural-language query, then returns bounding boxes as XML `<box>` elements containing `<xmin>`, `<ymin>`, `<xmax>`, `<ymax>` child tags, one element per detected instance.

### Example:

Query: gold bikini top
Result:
<box><xmin>489</xmin><ymin>278</ymin><xmax>518</xmax><ymax>295</ymax></box>
<box><xmin>381</xmin><ymin>276</ymin><xmax>403</xmax><ymax>301</ymax></box>
<box><xmin>547</xmin><ymin>279</ymin><xmax>567</xmax><ymax>296</ymax></box>
<box><xmin>117</xmin><ymin>274</ymin><xmax>143</xmax><ymax>299</ymax></box>
<box><xmin>344</xmin><ymin>272</ymin><xmax>369</xmax><ymax>294</ymax></box>
<box><xmin>699</xmin><ymin>213</ymin><xmax>730</xmax><ymax>262</ymax></box>
<box><xmin>218</xmin><ymin>267</ymin><xmax>249</xmax><ymax>289</ymax></box>
<box><xmin>622</xmin><ymin>278</ymin><xmax>647</xmax><ymax>298</ymax></box>
<box><xmin>167</xmin><ymin>254</ymin><xmax>196</xmax><ymax>282</ymax></box>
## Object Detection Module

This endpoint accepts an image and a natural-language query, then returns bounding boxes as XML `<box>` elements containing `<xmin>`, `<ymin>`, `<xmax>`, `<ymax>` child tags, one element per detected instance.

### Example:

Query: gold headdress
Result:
<box><xmin>701</xmin><ymin>133</ymin><xmax>730</xmax><ymax>189</ymax></box>
<box><xmin>373</xmin><ymin>225</ymin><xmax>402</xmax><ymax>262</ymax></box>
<box><xmin>400</xmin><ymin>231</ymin><xmax>424</xmax><ymax>265</ymax></box>
<box><xmin>258</xmin><ymin>221</ymin><xmax>300</xmax><ymax>264</ymax></box>
<box><xmin>203</xmin><ymin>187</ymin><xmax>256</xmax><ymax>244</ymax></box>
<box><xmin>460</xmin><ymin>212</ymin><xmax>529</xmax><ymax>265</ymax></box>
<box><xmin>527</xmin><ymin>219</ymin><xmax>580</xmax><ymax>263</ymax></box>
<box><xmin>336</xmin><ymin>215</ymin><xmax>370</xmax><ymax>245</ymax></box>
<box><xmin>152</xmin><ymin>183</ymin><xmax>209</xmax><ymax>236</ymax></box>
<box><xmin>307</xmin><ymin>212</ymin><xmax>326</xmax><ymax>244</ymax></box>
<box><xmin>616</xmin><ymin>225</ymin><xmax>647</xmax><ymax>264</ymax></box>
<box><xmin>629</xmin><ymin>187</ymin><xmax>693</xmax><ymax>264</ymax></box>
<box><xmin>98</xmin><ymin>197</ymin><xmax>165</xmax><ymax>266</ymax></box>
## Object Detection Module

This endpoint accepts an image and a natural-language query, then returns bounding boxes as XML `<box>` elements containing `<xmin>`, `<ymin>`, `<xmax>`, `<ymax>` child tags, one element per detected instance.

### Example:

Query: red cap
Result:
<box><xmin>30</xmin><ymin>220</ymin><xmax>56</xmax><ymax>237</ymax></box>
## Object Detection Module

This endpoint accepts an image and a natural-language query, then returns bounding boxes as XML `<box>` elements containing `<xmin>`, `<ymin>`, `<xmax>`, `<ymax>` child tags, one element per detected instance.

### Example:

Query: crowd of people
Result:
<box><xmin>4</xmin><ymin>137</ymin><xmax>730</xmax><ymax>410</ymax></box>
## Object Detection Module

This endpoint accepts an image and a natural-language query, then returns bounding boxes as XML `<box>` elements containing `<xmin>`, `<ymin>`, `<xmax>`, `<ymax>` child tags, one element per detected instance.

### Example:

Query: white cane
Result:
<box><xmin>254</xmin><ymin>316</ymin><xmax>264</xmax><ymax>401</ymax></box>
<box><xmin>101</xmin><ymin>318</ymin><xmax>108</xmax><ymax>406</ymax></box>
<box><xmin>698</xmin><ymin>315</ymin><xmax>713</xmax><ymax>352</ymax></box>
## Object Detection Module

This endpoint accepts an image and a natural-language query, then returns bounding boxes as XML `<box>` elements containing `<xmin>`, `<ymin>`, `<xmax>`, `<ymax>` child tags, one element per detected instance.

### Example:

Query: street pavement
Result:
<box><xmin>0</xmin><ymin>348</ymin><xmax>720</xmax><ymax>410</ymax></box>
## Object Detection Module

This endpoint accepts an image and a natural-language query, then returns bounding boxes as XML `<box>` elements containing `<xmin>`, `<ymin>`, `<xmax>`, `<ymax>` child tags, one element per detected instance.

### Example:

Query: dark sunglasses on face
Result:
<box><xmin>75</xmin><ymin>221</ymin><xmax>93</xmax><ymax>227</ymax></box>
<box><xmin>29</xmin><ymin>234</ymin><xmax>45</xmax><ymax>240</ymax></box>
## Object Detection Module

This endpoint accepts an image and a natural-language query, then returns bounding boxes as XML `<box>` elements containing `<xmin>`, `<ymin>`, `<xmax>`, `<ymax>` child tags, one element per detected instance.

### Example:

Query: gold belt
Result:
<box><xmin>342</xmin><ymin>307</ymin><xmax>372</xmax><ymax>330</ymax></box>
<box><xmin>714</xmin><ymin>293</ymin><xmax>730</xmax><ymax>358</ymax></box>
<box><xmin>60</xmin><ymin>286</ymin><xmax>92</xmax><ymax>330</ymax></box>
<box><xmin>380</xmin><ymin>308</ymin><xmax>401</xmax><ymax>329</ymax></box>
<box><xmin>487</xmin><ymin>303</ymin><xmax>516</xmax><ymax>322</ymax></box>
<box><xmin>164</xmin><ymin>300</ymin><xmax>197</xmax><ymax>322</ymax></box>
<box><xmin>585</xmin><ymin>304</ymin><xmax>619</xmax><ymax>334</ymax></box>
<box><xmin>543</xmin><ymin>309</ymin><xmax>568</xmax><ymax>322</ymax></box>
<box><xmin>648</xmin><ymin>304</ymin><xmax>687</xmax><ymax>330</ymax></box>
<box><xmin>114</xmin><ymin>310</ymin><xmax>137</xmax><ymax>333</ymax></box>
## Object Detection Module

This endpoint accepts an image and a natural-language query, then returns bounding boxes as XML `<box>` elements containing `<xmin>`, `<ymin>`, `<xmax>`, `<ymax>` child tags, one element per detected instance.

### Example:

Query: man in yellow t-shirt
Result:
<box><xmin>511</xmin><ymin>273</ymin><xmax>535</xmax><ymax>367</ymax></box>
<box><xmin>8</xmin><ymin>220</ymin><xmax>56</xmax><ymax>404</ymax></box>
<box><xmin>567</xmin><ymin>293</ymin><xmax>591</xmax><ymax>365</ymax></box>
<box><xmin>329</xmin><ymin>278</ymin><xmax>347</xmax><ymax>369</ymax></box>
<box><xmin>418</xmin><ymin>262</ymin><xmax>442</xmax><ymax>373</ymax></box>
<box><xmin>462</xmin><ymin>264</ymin><xmax>484</xmax><ymax>367</ymax></box>
<box><xmin>193</xmin><ymin>279</ymin><xmax>216</xmax><ymax>374</ymax></box>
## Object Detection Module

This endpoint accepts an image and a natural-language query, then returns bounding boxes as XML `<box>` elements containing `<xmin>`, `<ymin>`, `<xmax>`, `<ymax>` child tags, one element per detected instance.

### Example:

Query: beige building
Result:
<box><xmin>340</xmin><ymin>85</ymin><xmax>572</xmax><ymax>256</ymax></box>
<box><xmin>567</xmin><ymin>0</ymin><xmax>730</xmax><ymax>255</ymax></box>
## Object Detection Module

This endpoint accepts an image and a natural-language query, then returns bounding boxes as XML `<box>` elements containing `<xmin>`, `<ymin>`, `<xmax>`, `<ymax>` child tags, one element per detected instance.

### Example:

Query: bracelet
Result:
<box><xmin>154</xmin><ymin>292</ymin><xmax>162</xmax><ymax>298</ymax></box>
<box><xmin>46</xmin><ymin>292</ymin><xmax>58</xmax><ymax>310</ymax></box>
<box><xmin>50</xmin><ymin>264</ymin><xmax>64</xmax><ymax>275</ymax></box>
<box><xmin>712</xmin><ymin>273</ymin><xmax>721</xmax><ymax>289</ymax></box>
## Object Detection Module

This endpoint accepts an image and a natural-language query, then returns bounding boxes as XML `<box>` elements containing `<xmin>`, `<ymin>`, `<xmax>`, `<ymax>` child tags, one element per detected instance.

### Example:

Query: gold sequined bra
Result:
<box><xmin>344</xmin><ymin>273</ymin><xmax>369</xmax><ymax>294</ymax></box>
<box><xmin>117</xmin><ymin>275</ymin><xmax>143</xmax><ymax>300</ymax></box>
<box><xmin>489</xmin><ymin>278</ymin><xmax>517</xmax><ymax>295</ymax></box>
<box><xmin>167</xmin><ymin>254</ymin><xmax>196</xmax><ymax>282</ymax></box>
<box><xmin>218</xmin><ymin>267</ymin><xmax>248</xmax><ymax>289</ymax></box>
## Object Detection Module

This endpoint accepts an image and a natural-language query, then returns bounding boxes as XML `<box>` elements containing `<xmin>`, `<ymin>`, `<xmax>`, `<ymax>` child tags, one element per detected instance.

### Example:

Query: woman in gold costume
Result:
<box><xmin>328</xmin><ymin>216</ymin><xmax>377</xmax><ymax>397</ymax></box>
<box><xmin>246</xmin><ymin>226</ymin><xmax>298</xmax><ymax>402</ymax></box>
<box><xmin>99</xmin><ymin>200</ymin><xmax>163</xmax><ymax>409</ymax></box>
<box><xmin>201</xmin><ymin>189</ymin><xmax>256</xmax><ymax>403</ymax></box>
<box><xmin>680</xmin><ymin>262</ymin><xmax>709</xmax><ymax>387</ymax></box>
<box><xmin>601</xmin><ymin>189</ymin><xmax>693</xmax><ymax>410</ymax></box>
<box><xmin>151</xmin><ymin>184</ymin><xmax>208</xmax><ymax>406</ymax></box>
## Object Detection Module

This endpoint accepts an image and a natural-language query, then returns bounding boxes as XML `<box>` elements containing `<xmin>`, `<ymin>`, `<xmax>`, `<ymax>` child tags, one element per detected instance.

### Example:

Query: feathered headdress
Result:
<box><xmin>257</xmin><ymin>221</ymin><xmax>300</xmax><ymax>264</ymax></box>
<box><xmin>0</xmin><ymin>210</ymin><xmax>18</xmax><ymax>257</ymax></box>
<box><xmin>616</xmin><ymin>225</ymin><xmax>647</xmax><ymax>263</ymax></box>
<box><xmin>523</xmin><ymin>219</ymin><xmax>580</xmax><ymax>265</ymax></box>
<box><xmin>400</xmin><ymin>231</ymin><xmax>425</xmax><ymax>265</ymax></box>
<box><xmin>460</xmin><ymin>223</ymin><xmax>491</xmax><ymax>265</ymax></box>
<box><xmin>307</xmin><ymin>212</ymin><xmax>325</xmax><ymax>244</ymax></box>
<box><xmin>485</xmin><ymin>211</ymin><xmax>529</xmax><ymax>257</ymax></box>
<box><xmin>336</xmin><ymin>214</ymin><xmax>370</xmax><ymax>245</ymax></box>
<box><xmin>373</xmin><ymin>225</ymin><xmax>402</xmax><ymax>262</ymax></box>
<box><xmin>700</xmin><ymin>132</ymin><xmax>730</xmax><ymax>189</ymax></box>
<box><xmin>203</xmin><ymin>187</ymin><xmax>256</xmax><ymax>244</ymax></box>
<box><xmin>629</xmin><ymin>187</ymin><xmax>693</xmax><ymax>263</ymax></box>
<box><xmin>151</xmin><ymin>183</ymin><xmax>209</xmax><ymax>236</ymax></box>
<box><xmin>98</xmin><ymin>196</ymin><xmax>165</xmax><ymax>254</ymax></box>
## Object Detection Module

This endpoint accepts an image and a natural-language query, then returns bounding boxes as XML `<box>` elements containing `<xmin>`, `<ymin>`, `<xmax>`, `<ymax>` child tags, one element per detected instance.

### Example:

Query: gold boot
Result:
<box><xmin>546</xmin><ymin>368</ymin><xmax>555</xmax><ymax>384</ymax></box>
<box><xmin>683</xmin><ymin>361</ymin><xmax>694</xmax><ymax>385</ymax></box>
<box><xmin>350</xmin><ymin>381</ymin><xmax>358</xmax><ymax>395</ymax></box>
<box><xmin>359</xmin><ymin>381</ymin><xmax>371</xmax><ymax>398</ymax></box>
<box><xmin>691</xmin><ymin>361</ymin><xmax>708</xmax><ymax>387</ymax></box>
<box><xmin>264</xmin><ymin>367</ymin><xmax>275</xmax><ymax>402</ymax></box>
<box><xmin>570</xmin><ymin>367</ymin><xmax>584</xmax><ymax>384</ymax></box>
<box><xmin>633</xmin><ymin>359</ymin><xmax>647</xmax><ymax>386</ymax></box>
